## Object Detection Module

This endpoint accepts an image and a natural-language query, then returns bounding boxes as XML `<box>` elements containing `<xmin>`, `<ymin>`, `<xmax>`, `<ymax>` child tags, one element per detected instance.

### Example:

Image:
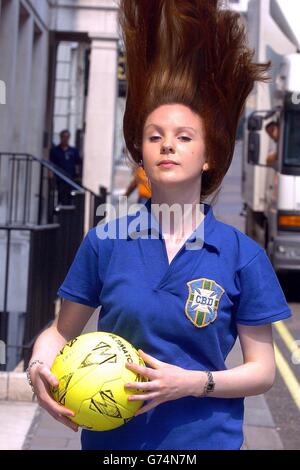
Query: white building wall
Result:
<box><xmin>26</xmin><ymin>0</ymin><xmax>53</xmax><ymax>26</ymax></box>
<box><xmin>0</xmin><ymin>0</ymin><xmax>20</xmax><ymax>152</ymax></box>
<box><xmin>13</xmin><ymin>10</ymin><xmax>34</xmax><ymax>153</ymax></box>
<box><xmin>52</xmin><ymin>0</ymin><xmax>118</xmax><ymax>35</ymax></box>
<box><xmin>83</xmin><ymin>37</ymin><xmax>118</xmax><ymax>194</ymax></box>
<box><xmin>28</xmin><ymin>27</ymin><xmax>49</xmax><ymax>157</ymax></box>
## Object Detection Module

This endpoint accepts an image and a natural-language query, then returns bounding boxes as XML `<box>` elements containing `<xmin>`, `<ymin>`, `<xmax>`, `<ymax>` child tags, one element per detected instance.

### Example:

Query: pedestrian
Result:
<box><xmin>49</xmin><ymin>129</ymin><xmax>81</xmax><ymax>204</ymax></box>
<box><xmin>265</xmin><ymin>121</ymin><xmax>279</xmax><ymax>166</ymax></box>
<box><xmin>28</xmin><ymin>0</ymin><xmax>292</xmax><ymax>450</ymax></box>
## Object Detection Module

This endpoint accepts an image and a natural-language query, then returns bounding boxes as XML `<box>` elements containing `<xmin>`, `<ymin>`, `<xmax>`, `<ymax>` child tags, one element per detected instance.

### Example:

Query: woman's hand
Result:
<box><xmin>30</xmin><ymin>362</ymin><xmax>78</xmax><ymax>432</ymax></box>
<box><xmin>124</xmin><ymin>350</ymin><xmax>200</xmax><ymax>416</ymax></box>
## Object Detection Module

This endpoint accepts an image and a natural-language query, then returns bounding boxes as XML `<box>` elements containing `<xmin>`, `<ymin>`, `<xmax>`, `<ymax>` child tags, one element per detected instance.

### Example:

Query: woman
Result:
<box><xmin>28</xmin><ymin>0</ymin><xmax>292</xmax><ymax>450</ymax></box>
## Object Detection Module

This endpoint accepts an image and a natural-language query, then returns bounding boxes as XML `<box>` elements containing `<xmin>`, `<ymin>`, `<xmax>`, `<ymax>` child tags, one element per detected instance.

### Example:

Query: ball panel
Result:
<box><xmin>51</xmin><ymin>333</ymin><xmax>122</xmax><ymax>378</ymax></box>
<box><xmin>100</xmin><ymin>377</ymin><xmax>143</xmax><ymax>416</ymax></box>
<box><xmin>73</xmin><ymin>397</ymin><xmax>135</xmax><ymax>431</ymax></box>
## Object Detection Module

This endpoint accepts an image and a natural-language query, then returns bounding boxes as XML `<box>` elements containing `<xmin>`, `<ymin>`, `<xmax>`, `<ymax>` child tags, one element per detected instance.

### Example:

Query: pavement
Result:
<box><xmin>0</xmin><ymin>401</ymin><xmax>38</xmax><ymax>450</ymax></box>
<box><xmin>0</xmin><ymin>141</ymin><xmax>285</xmax><ymax>450</ymax></box>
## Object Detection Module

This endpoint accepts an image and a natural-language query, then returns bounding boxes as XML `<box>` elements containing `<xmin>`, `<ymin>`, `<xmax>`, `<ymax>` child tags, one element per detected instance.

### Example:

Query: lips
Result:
<box><xmin>158</xmin><ymin>160</ymin><xmax>179</xmax><ymax>166</ymax></box>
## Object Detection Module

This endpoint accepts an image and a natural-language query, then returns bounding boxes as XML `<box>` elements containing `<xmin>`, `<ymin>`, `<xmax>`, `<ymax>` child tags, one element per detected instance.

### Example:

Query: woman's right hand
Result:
<box><xmin>30</xmin><ymin>362</ymin><xmax>79</xmax><ymax>432</ymax></box>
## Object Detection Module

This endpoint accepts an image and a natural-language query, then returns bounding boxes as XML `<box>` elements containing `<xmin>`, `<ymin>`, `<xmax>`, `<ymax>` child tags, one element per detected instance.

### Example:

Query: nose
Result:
<box><xmin>161</xmin><ymin>143</ymin><xmax>175</xmax><ymax>154</ymax></box>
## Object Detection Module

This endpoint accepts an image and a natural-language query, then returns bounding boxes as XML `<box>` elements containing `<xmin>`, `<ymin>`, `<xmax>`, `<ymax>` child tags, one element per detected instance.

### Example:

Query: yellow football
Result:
<box><xmin>51</xmin><ymin>331</ymin><xmax>146</xmax><ymax>431</ymax></box>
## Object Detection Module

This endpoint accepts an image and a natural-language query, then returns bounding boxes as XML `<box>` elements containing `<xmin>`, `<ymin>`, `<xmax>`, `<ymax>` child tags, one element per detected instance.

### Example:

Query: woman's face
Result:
<box><xmin>142</xmin><ymin>104</ymin><xmax>208</xmax><ymax>189</ymax></box>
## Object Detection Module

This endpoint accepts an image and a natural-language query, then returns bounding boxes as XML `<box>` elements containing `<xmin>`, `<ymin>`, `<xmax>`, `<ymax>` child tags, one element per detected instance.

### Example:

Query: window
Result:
<box><xmin>283</xmin><ymin>110</ymin><xmax>300</xmax><ymax>167</ymax></box>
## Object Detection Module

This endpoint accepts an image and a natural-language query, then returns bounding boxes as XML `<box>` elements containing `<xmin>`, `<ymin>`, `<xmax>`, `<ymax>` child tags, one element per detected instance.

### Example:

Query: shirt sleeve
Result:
<box><xmin>235</xmin><ymin>249</ymin><xmax>292</xmax><ymax>325</ymax></box>
<box><xmin>57</xmin><ymin>230</ymin><xmax>102</xmax><ymax>308</ymax></box>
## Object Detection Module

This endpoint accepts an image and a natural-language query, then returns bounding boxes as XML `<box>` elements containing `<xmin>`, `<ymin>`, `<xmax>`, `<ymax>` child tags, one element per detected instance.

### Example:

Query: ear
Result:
<box><xmin>203</xmin><ymin>162</ymin><xmax>209</xmax><ymax>172</ymax></box>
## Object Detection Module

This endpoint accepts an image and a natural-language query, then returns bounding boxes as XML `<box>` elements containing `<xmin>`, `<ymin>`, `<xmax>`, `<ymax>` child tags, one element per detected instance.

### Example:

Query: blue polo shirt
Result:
<box><xmin>57</xmin><ymin>198</ymin><xmax>292</xmax><ymax>450</ymax></box>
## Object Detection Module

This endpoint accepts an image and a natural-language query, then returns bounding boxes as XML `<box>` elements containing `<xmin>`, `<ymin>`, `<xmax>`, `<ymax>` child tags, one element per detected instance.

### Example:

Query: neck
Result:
<box><xmin>150</xmin><ymin>182</ymin><xmax>205</xmax><ymax>239</ymax></box>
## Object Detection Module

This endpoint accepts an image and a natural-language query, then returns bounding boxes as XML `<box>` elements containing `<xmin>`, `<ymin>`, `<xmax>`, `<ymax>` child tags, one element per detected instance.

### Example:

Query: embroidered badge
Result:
<box><xmin>185</xmin><ymin>278</ymin><xmax>225</xmax><ymax>328</ymax></box>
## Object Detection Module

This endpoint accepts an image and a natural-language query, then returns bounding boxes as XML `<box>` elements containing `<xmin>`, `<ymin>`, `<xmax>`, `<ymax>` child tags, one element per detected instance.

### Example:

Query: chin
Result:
<box><xmin>155</xmin><ymin>174</ymin><xmax>183</xmax><ymax>183</ymax></box>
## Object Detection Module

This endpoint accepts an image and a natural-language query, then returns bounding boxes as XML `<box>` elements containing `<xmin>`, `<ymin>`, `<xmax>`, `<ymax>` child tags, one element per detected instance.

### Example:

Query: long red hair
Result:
<box><xmin>118</xmin><ymin>0</ymin><xmax>270</xmax><ymax>198</ymax></box>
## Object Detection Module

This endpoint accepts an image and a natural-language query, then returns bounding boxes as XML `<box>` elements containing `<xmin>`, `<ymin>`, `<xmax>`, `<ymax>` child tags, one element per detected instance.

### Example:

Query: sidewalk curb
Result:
<box><xmin>0</xmin><ymin>372</ymin><xmax>32</xmax><ymax>402</ymax></box>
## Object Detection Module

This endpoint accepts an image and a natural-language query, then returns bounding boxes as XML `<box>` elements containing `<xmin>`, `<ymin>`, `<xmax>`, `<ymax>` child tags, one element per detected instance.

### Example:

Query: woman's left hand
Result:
<box><xmin>124</xmin><ymin>349</ymin><xmax>199</xmax><ymax>416</ymax></box>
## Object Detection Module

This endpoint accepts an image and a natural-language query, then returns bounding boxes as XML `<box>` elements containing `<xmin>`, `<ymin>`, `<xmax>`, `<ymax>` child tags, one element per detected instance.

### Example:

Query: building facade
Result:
<box><xmin>0</xmin><ymin>0</ymin><xmax>119</xmax><ymax>198</ymax></box>
<box><xmin>0</xmin><ymin>0</ymin><xmax>121</xmax><ymax>370</ymax></box>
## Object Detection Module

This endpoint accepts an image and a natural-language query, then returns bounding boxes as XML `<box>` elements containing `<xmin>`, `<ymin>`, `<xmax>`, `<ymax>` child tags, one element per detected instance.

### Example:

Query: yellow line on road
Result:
<box><xmin>274</xmin><ymin>320</ymin><xmax>300</xmax><ymax>364</ymax></box>
<box><xmin>273</xmin><ymin>342</ymin><xmax>300</xmax><ymax>411</ymax></box>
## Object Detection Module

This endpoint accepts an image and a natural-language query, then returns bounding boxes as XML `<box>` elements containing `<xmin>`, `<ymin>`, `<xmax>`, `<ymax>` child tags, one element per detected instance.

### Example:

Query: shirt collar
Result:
<box><xmin>127</xmin><ymin>198</ymin><xmax>220</xmax><ymax>253</ymax></box>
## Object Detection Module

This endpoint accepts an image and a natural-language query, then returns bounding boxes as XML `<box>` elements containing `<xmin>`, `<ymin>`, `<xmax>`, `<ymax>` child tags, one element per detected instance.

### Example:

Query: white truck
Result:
<box><xmin>242</xmin><ymin>0</ymin><xmax>300</xmax><ymax>273</ymax></box>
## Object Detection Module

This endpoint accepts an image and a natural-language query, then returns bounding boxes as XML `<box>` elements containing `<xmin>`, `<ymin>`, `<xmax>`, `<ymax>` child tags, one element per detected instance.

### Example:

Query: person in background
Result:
<box><xmin>265</xmin><ymin>121</ymin><xmax>279</xmax><ymax>166</ymax></box>
<box><xmin>124</xmin><ymin>164</ymin><xmax>152</xmax><ymax>204</ymax></box>
<box><xmin>49</xmin><ymin>130</ymin><xmax>82</xmax><ymax>204</ymax></box>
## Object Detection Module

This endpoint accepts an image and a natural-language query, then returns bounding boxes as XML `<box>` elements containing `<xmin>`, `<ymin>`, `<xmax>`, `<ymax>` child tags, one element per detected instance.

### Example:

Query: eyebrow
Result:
<box><xmin>144</xmin><ymin>124</ymin><xmax>196</xmax><ymax>133</ymax></box>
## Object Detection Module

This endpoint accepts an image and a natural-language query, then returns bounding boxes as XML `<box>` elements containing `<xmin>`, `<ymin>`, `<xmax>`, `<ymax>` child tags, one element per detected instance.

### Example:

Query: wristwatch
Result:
<box><xmin>200</xmin><ymin>371</ymin><xmax>215</xmax><ymax>397</ymax></box>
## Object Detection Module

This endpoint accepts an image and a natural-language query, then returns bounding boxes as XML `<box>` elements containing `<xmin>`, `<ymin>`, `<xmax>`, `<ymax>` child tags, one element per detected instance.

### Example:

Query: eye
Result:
<box><xmin>149</xmin><ymin>136</ymin><xmax>161</xmax><ymax>142</ymax></box>
<box><xmin>178</xmin><ymin>136</ymin><xmax>192</xmax><ymax>142</ymax></box>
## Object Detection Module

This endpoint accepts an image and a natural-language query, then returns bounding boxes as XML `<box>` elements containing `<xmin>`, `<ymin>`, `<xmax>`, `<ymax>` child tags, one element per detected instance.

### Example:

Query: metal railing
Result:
<box><xmin>0</xmin><ymin>152</ymin><xmax>108</xmax><ymax>370</ymax></box>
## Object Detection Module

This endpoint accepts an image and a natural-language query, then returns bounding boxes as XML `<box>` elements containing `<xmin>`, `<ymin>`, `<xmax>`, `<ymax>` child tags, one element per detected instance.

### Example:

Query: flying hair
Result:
<box><xmin>118</xmin><ymin>0</ymin><xmax>271</xmax><ymax>197</ymax></box>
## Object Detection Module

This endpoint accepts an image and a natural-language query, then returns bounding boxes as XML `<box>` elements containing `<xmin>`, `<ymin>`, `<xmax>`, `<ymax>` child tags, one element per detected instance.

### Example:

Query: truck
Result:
<box><xmin>242</xmin><ymin>0</ymin><xmax>300</xmax><ymax>273</ymax></box>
